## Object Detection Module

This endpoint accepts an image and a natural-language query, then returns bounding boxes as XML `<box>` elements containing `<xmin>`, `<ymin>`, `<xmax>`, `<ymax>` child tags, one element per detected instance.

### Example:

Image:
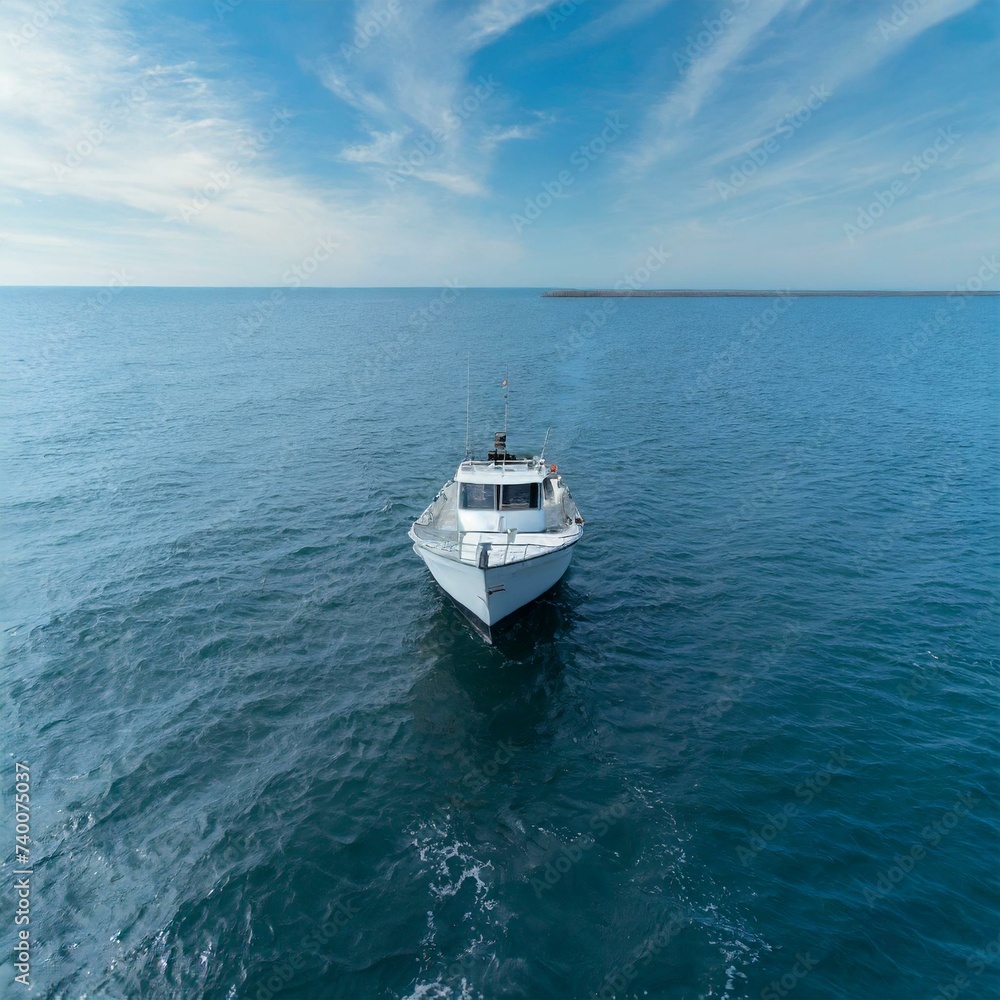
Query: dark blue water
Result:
<box><xmin>2</xmin><ymin>288</ymin><xmax>998</xmax><ymax>1000</ymax></box>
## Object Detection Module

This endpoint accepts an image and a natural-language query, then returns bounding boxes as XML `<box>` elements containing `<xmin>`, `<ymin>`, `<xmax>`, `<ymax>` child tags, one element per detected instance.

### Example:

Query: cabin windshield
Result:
<box><xmin>459</xmin><ymin>482</ymin><xmax>541</xmax><ymax>510</ymax></box>
<box><xmin>501</xmin><ymin>483</ymin><xmax>539</xmax><ymax>510</ymax></box>
<box><xmin>460</xmin><ymin>483</ymin><xmax>495</xmax><ymax>510</ymax></box>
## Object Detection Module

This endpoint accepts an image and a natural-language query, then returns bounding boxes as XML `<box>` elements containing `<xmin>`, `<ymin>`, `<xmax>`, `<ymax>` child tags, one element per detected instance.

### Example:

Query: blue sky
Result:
<box><xmin>1</xmin><ymin>0</ymin><xmax>996</xmax><ymax>287</ymax></box>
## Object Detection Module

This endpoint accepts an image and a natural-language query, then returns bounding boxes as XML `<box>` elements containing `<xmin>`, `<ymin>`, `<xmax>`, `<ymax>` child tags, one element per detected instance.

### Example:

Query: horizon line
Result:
<box><xmin>0</xmin><ymin>285</ymin><xmax>998</xmax><ymax>294</ymax></box>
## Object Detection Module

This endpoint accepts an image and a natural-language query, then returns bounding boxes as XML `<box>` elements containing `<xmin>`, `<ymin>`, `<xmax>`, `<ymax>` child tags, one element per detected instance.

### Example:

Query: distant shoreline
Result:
<box><xmin>542</xmin><ymin>289</ymin><xmax>999</xmax><ymax>297</ymax></box>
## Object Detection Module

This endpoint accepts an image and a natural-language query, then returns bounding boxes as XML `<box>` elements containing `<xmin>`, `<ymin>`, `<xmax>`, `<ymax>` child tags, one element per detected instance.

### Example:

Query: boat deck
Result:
<box><xmin>425</xmin><ymin>481</ymin><xmax>569</xmax><ymax>534</ymax></box>
<box><xmin>411</xmin><ymin>479</ymin><xmax>582</xmax><ymax>568</ymax></box>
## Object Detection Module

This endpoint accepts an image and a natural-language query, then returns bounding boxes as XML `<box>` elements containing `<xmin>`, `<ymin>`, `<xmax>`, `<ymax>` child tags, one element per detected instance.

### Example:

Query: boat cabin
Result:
<box><xmin>455</xmin><ymin>432</ymin><xmax>548</xmax><ymax>534</ymax></box>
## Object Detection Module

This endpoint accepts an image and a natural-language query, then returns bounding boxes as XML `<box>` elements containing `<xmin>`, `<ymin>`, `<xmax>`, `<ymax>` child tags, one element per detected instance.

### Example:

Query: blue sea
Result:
<box><xmin>2</xmin><ymin>288</ymin><xmax>998</xmax><ymax>1000</ymax></box>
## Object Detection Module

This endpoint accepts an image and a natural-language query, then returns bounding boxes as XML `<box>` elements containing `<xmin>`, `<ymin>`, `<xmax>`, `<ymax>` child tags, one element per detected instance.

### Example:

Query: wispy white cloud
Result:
<box><xmin>317</xmin><ymin>65</ymin><xmax>389</xmax><ymax>118</ymax></box>
<box><xmin>626</xmin><ymin>0</ymin><xmax>983</xmax><ymax>177</ymax></box>
<box><xmin>526</xmin><ymin>0</ymin><xmax>673</xmax><ymax>58</ymax></box>
<box><xmin>463</xmin><ymin>0</ymin><xmax>555</xmax><ymax>48</ymax></box>
<box><xmin>0</xmin><ymin>0</ymin><xmax>525</xmax><ymax>284</ymax></box>
<box><xmin>0</xmin><ymin>0</ymin><xmax>992</xmax><ymax>288</ymax></box>
<box><xmin>626</xmin><ymin>0</ymin><xmax>800</xmax><ymax>173</ymax></box>
<box><xmin>339</xmin><ymin>129</ymin><xmax>405</xmax><ymax>164</ymax></box>
<box><xmin>318</xmin><ymin>0</ymin><xmax>561</xmax><ymax>195</ymax></box>
<box><xmin>571</xmin><ymin>0</ymin><xmax>675</xmax><ymax>43</ymax></box>
<box><xmin>586</xmin><ymin>0</ymin><xmax>994</xmax><ymax>288</ymax></box>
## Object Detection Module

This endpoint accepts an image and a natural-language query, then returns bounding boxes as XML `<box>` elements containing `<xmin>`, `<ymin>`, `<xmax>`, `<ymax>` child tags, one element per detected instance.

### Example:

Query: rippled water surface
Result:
<box><xmin>2</xmin><ymin>288</ymin><xmax>998</xmax><ymax>999</ymax></box>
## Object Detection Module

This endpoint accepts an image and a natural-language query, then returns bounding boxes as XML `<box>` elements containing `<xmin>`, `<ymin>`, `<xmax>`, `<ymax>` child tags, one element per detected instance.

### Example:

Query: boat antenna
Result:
<box><xmin>503</xmin><ymin>366</ymin><xmax>509</xmax><ymax>437</ymax></box>
<box><xmin>540</xmin><ymin>426</ymin><xmax>551</xmax><ymax>461</ymax></box>
<box><xmin>465</xmin><ymin>356</ymin><xmax>471</xmax><ymax>459</ymax></box>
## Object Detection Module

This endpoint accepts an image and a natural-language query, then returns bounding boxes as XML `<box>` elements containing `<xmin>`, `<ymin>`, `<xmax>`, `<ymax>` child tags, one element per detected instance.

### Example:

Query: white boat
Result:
<box><xmin>409</xmin><ymin>431</ymin><xmax>583</xmax><ymax>636</ymax></box>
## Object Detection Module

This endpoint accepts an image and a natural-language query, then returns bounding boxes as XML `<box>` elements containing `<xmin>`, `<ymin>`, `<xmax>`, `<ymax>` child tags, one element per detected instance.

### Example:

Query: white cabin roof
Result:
<box><xmin>455</xmin><ymin>458</ymin><xmax>548</xmax><ymax>485</ymax></box>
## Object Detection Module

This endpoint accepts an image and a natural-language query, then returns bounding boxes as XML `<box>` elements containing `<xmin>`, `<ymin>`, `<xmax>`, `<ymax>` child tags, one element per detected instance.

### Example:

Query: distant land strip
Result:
<box><xmin>541</xmin><ymin>289</ymin><xmax>999</xmax><ymax>297</ymax></box>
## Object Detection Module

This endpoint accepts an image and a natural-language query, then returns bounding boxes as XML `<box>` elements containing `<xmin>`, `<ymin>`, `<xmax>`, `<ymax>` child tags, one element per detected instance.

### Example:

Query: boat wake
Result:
<box><xmin>402</xmin><ymin>815</ymin><xmax>507</xmax><ymax>1000</ymax></box>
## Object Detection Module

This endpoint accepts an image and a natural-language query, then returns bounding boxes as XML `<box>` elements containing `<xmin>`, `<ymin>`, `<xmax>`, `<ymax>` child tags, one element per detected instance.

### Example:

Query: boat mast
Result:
<box><xmin>465</xmin><ymin>356</ymin><xmax>471</xmax><ymax>459</ymax></box>
<box><xmin>503</xmin><ymin>367</ymin><xmax>509</xmax><ymax>438</ymax></box>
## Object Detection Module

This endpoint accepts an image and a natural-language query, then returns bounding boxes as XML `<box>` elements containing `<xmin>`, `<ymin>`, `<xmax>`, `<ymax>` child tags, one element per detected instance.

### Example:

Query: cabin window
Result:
<box><xmin>460</xmin><ymin>483</ymin><xmax>496</xmax><ymax>510</ymax></box>
<box><xmin>500</xmin><ymin>483</ymin><xmax>539</xmax><ymax>510</ymax></box>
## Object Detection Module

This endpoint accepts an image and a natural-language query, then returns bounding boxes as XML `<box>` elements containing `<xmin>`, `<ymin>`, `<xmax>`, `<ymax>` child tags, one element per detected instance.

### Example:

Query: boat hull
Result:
<box><xmin>414</xmin><ymin>540</ymin><xmax>577</xmax><ymax>626</ymax></box>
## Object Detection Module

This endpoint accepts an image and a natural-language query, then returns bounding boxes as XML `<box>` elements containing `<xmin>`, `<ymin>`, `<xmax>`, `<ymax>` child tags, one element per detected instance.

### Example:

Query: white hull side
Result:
<box><xmin>414</xmin><ymin>542</ymin><xmax>577</xmax><ymax>626</ymax></box>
